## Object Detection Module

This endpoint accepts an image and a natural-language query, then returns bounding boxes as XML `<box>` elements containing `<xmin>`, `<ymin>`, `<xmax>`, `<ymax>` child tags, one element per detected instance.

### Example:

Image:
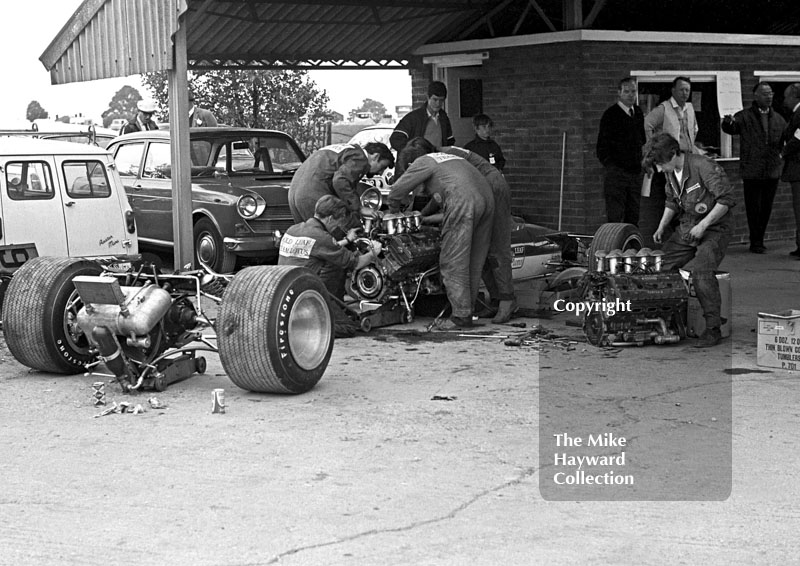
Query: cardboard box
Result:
<box><xmin>757</xmin><ymin>310</ymin><xmax>800</xmax><ymax>370</ymax></box>
<box><xmin>686</xmin><ymin>272</ymin><xmax>732</xmax><ymax>338</ymax></box>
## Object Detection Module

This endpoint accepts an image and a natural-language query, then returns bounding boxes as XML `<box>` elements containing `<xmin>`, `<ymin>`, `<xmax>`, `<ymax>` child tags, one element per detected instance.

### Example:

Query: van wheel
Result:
<box><xmin>3</xmin><ymin>257</ymin><xmax>102</xmax><ymax>374</ymax></box>
<box><xmin>194</xmin><ymin>218</ymin><xmax>236</xmax><ymax>273</ymax></box>
<box><xmin>217</xmin><ymin>266</ymin><xmax>334</xmax><ymax>394</ymax></box>
<box><xmin>588</xmin><ymin>223</ymin><xmax>643</xmax><ymax>270</ymax></box>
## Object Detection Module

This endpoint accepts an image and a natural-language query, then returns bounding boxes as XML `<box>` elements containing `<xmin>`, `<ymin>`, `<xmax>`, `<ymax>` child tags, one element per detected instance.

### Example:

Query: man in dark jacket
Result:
<box><xmin>596</xmin><ymin>77</ymin><xmax>646</xmax><ymax>225</ymax></box>
<box><xmin>390</xmin><ymin>81</ymin><xmax>455</xmax><ymax>152</ymax></box>
<box><xmin>644</xmin><ymin>133</ymin><xmax>736</xmax><ymax>348</ymax></box>
<box><xmin>780</xmin><ymin>83</ymin><xmax>800</xmax><ymax>258</ymax></box>
<box><xmin>722</xmin><ymin>82</ymin><xmax>786</xmax><ymax>253</ymax></box>
<box><xmin>288</xmin><ymin>142</ymin><xmax>394</xmax><ymax>227</ymax></box>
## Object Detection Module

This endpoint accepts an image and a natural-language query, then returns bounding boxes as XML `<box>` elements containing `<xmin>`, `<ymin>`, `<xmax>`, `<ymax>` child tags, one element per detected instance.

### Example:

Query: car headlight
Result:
<box><xmin>360</xmin><ymin>187</ymin><xmax>383</xmax><ymax>210</ymax></box>
<box><xmin>237</xmin><ymin>194</ymin><xmax>266</xmax><ymax>219</ymax></box>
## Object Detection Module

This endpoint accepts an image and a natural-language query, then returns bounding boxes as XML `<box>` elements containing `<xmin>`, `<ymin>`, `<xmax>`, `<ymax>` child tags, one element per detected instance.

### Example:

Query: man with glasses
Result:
<box><xmin>643</xmin><ymin>132</ymin><xmax>736</xmax><ymax>348</ymax></box>
<box><xmin>118</xmin><ymin>99</ymin><xmax>159</xmax><ymax>136</ymax></box>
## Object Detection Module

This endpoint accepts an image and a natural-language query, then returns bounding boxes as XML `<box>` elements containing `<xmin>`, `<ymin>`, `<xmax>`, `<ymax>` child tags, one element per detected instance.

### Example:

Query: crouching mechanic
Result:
<box><xmin>279</xmin><ymin>195</ymin><xmax>381</xmax><ymax>337</ymax></box>
<box><xmin>288</xmin><ymin>142</ymin><xmax>394</xmax><ymax>228</ymax></box>
<box><xmin>643</xmin><ymin>132</ymin><xmax>736</xmax><ymax>348</ymax></box>
<box><xmin>387</xmin><ymin>147</ymin><xmax>494</xmax><ymax>329</ymax></box>
<box><xmin>398</xmin><ymin>137</ymin><xmax>516</xmax><ymax>323</ymax></box>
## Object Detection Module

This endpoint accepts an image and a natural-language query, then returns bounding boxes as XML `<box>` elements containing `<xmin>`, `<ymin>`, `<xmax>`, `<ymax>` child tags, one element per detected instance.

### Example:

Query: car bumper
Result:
<box><xmin>224</xmin><ymin>234</ymin><xmax>280</xmax><ymax>257</ymax></box>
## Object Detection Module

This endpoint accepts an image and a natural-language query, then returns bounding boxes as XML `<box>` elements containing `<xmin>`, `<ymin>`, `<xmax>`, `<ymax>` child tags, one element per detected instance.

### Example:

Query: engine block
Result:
<box><xmin>580</xmin><ymin>270</ymin><xmax>689</xmax><ymax>347</ymax></box>
<box><xmin>382</xmin><ymin>230</ymin><xmax>441</xmax><ymax>280</ymax></box>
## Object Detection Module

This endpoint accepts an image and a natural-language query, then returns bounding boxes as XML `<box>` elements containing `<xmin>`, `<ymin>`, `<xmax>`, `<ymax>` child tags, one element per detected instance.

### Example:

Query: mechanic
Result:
<box><xmin>387</xmin><ymin>147</ymin><xmax>494</xmax><ymax>329</ymax></box>
<box><xmin>389</xmin><ymin>81</ymin><xmax>455</xmax><ymax>152</ymax></box>
<box><xmin>398</xmin><ymin>137</ymin><xmax>517</xmax><ymax>324</ymax></box>
<box><xmin>118</xmin><ymin>99</ymin><xmax>159</xmax><ymax>135</ymax></box>
<box><xmin>643</xmin><ymin>132</ymin><xmax>736</xmax><ymax>348</ymax></box>
<box><xmin>288</xmin><ymin>142</ymin><xmax>394</xmax><ymax>228</ymax></box>
<box><xmin>279</xmin><ymin>195</ymin><xmax>381</xmax><ymax>336</ymax></box>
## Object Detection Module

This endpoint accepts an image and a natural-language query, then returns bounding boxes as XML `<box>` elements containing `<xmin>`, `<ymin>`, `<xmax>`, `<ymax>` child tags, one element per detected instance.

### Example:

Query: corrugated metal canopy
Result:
<box><xmin>41</xmin><ymin>0</ymin><xmax>800</xmax><ymax>84</ymax></box>
<box><xmin>40</xmin><ymin>0</ymin><xmax>504</xmax><ymax>84</ymax></box>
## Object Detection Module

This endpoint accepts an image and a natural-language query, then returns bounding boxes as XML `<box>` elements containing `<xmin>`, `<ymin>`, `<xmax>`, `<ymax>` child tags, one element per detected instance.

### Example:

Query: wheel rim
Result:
<box><xmin>583</xmin><ymin>312</ymin><xmax>607</xmax><ymax>346</ymax></box>
<box><xmin>63</xmin><ymin>289</ymin><xmax>92</xmax><ymax>356</ymax></box>
<box><xmin>197</xmin><ymin>230</ymin><xmax>219</xmax><ymax>268</ymax></box>
<box><xmin>288</xmin><ymin>289</ymin><xmax>332</xmax><ymax>370</ymax></box>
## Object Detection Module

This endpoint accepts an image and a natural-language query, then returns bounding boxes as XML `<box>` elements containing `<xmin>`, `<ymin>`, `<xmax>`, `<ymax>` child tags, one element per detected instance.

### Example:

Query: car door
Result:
<box><xmin>135</xmin><ymin>141</ymin><xmax>175</xmax><ymax>243</ymax></box>
<box><xmin>0</xmin><ymin>155</ymin><xmax>69</xmax><ymax>257</ymax></box>
<box><xmin>113</xmin><ymin>140</ymin><xmax>172</xmax><ymax>245</ymax></box>
<box><xmin>58</xmin><ymin>155</ymin><xmax>133</xmax><ymax>256</ymax></box>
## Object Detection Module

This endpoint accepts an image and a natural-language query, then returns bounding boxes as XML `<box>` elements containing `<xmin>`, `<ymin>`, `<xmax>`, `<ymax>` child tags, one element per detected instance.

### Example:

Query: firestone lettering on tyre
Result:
<box><xmin>56</xmin><ymin>338</ymin><xmax>84</xmax><ymax>367</ymax></box>
<box><xmin>278</xmin><ymin>286</ymin><xmax>297</xmax><ymax>360</ymax></box>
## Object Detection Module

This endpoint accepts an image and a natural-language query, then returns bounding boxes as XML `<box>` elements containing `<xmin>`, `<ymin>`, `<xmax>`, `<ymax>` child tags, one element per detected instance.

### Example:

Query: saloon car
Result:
<box><xmin>107</xmin><ymin>127</ymin><xmax>305</xmax><ymax>272</ymax></box>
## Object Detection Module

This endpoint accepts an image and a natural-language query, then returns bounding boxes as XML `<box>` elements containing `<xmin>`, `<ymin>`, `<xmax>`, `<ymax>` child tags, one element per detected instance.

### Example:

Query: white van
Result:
<box><xmin>0</xmin><ymin>138</ymin><xmax>137</xmax><ymax>280</ymax></box>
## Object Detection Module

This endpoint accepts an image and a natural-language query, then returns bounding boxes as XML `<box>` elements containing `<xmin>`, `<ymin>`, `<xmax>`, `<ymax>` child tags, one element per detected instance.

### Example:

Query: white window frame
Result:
<box><xmin>631</xmin><ymin>70</ymin><xmax>739</xmax><ymax>159</ymax></box>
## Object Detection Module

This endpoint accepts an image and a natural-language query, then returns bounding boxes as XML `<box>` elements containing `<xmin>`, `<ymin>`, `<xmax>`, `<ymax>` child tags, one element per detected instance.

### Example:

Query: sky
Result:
<box><xmin>0</xmin><ymin>1</ymin><xmax>411</xmax><ymax>127</ymax></box>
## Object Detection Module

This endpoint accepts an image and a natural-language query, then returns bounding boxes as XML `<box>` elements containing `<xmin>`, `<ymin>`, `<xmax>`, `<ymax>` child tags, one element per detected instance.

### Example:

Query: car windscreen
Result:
<box><xmin>216</xmin><ymin>136</ymin><xmax>304</xmax><ymax>174</ymax></box>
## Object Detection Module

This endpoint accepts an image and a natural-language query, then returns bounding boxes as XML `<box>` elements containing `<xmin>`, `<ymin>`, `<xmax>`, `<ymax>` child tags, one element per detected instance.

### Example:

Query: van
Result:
<box><xmin>0</xmin><ymin>137</ymin><xmax>137</xmax><ymax>300</ymax></box>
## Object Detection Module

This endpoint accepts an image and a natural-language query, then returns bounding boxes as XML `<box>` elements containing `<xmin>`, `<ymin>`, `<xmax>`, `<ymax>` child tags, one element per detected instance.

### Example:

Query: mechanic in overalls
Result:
<box><xmin>387</xmin><ymin>149</ymin><xmax>495</xmax><ymax>329</ymax></box>
<box><xmin>279</xmin><ymin>195</ymin><xmax>380</xmax><ymax>336</ymax></box>
<box><xmin>643</xmin><ymin>132</ymin><xmax>736</xmax><ymax>348</ymax></box>
<box><xmin>397</xmin><ymin>137</ymin><xmax>517</xmax><ymax>324</ymax></box>
<box><xmin>288</xmin><ymin>142</ymin><xmax>394</xmax><ymax>227</ymax></box>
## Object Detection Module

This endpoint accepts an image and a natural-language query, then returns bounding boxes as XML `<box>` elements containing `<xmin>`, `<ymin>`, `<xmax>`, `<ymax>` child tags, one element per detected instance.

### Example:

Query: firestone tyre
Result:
<box><xmin>194</xmin><ymin>217</ymin><xmax>236</xmax><ymax>274</ymax></box>
<box><xmin>3</xmin><ymin>257</ymin><xmax>102</xmax><ymax>374</ymax></box>
<box><xmin>587</xmin><ymin>223</ymin><xmax>643</xmax><ymax>271</ymax></box>
<box><xmin>217</xmin><ymin>266</ymin><xmax>334</xmax><ymax>394</ymax></box>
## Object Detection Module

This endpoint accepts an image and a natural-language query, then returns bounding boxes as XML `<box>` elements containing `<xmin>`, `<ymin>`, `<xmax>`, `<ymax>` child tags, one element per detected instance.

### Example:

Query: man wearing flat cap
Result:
<box><xmin>119</xmin><ymin>99</ymin><xmax>159</xmax><ymax>136</ymax></box>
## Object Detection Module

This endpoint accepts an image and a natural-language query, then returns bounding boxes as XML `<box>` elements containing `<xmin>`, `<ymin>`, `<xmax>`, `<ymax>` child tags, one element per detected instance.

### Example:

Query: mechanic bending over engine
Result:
<box><xmin>643</xmin><ymin>132</ymin><xmax>736</xmax><ymax>348</ymax></box>
<box><xmin>279</xmin><ymin>194</ymin><xmax>381</xmax><ymax>300</ymax></box>
<box><xmin>398</xmin><ymin>137</ymin><xmax>517</xmax><ymax>324</ymax></box>
<box><xmin>387</xmin><ymin>147</ymin><xmax>495</xmax><ymax>329</ymax></box>
<box><xmin>288</xmin><ymin>142</ymin><xmax>394</xmax><ymax>228</ymax></box>
<box><xmin>279</xmin><ymin>195</ymin><xmax>382</xmax><ymax>338</ymax></box>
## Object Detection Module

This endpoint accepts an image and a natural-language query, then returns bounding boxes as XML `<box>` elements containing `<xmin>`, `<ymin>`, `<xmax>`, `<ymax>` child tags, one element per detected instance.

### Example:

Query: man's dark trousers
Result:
<box><xmin>743</xmin><ymin>178</ymin><xmax>779</xmax><ymax>248</ymax></box>
<box><xmin>603</xmin><ymin>164</ymin><xmax>642</xmax><ymax>225</ymax></box>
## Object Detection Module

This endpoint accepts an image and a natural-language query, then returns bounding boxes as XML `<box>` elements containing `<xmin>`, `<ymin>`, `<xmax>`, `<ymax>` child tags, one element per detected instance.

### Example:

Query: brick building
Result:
<box><xmin>409</xmin><ymin>30</ymin><xmax>800</xmax><ymax>243</ymax></box>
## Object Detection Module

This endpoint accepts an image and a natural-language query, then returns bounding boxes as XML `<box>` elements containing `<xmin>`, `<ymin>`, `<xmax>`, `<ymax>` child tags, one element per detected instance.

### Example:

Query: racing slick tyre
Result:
<box><xmin>3</xmin><ymin>257</ymin><xmax>102</xmax><ymax>374</ymax></box>
<box><xmin>587</xmin><ymin>223</ymin><xmax>643</xmax><ymax>271</ymax></box>
<box><xmin>217</xmin><ymin>266</ymin><xmax>334</xmax><ymax>394</ymax></box>
<box><xmin>194</xmin><ymin>217</ymin><xmax>237</xmax><ymax>274</ymax></box>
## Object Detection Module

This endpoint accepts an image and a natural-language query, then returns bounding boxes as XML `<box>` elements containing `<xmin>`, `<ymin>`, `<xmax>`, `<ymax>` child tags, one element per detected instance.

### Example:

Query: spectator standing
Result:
<box><xmin>463</xmin><ymin>114</ymin><xmax>506</xmax><ymax>171</ymax></box>
<box><xmin>721</xmin><ymin>82</ymin><xmax>786</xmax><ymax>253</ymax></box>
<box><xmin>189</xmin><ymin>93</ymin><xmax>218</xmax><ymax>127</ymax></box>
<box><xmin>643</xmin><ymin>133</ymin><xmax>736</xmax><ymax>348</ymax></box>
<box><xmin>389</xmin><ymin>81</ymin><xmax>455</xmax><ymax>152</ymax></box>
<box><xmin>596</xmin><ymin>77</ymin><xmax>646</xmax><ymax>225</ymax></box>
<box><xmin>118</xmin><ymin>99</ymin><xmax>159</xmax><ymax>136</ymax></box>
<box><xmin>780</xmin><ymin>82</ymin><xmax>800</xmax><ymax>258</ymax></box>
<box><xmin>644</xmin><ymin>77</ymin><xmax>698</xmax><ymax>152</ymax></box>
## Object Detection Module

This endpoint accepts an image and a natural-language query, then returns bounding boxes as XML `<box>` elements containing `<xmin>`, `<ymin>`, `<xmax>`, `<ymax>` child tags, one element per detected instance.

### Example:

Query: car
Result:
<box><xmin>106</xmin><ymin>127</ymin><xmax>305</xmax><ymax>273</ymax></box>
<box><xmin>0</xmin><ymin>137</ymin><xmax>138</xmax><ymax>303</ymax></box>
<box><xmin>109</xmin><ymin>118</ymin><xmax>127</xmax><ymax>132</ymax></box>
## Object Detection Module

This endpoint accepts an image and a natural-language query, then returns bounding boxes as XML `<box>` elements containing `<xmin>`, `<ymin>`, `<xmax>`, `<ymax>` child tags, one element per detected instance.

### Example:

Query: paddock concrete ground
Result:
<box><xmin>1</xmin><ymin>241</ymin><xmax>799</xmax><ymax>565</ymax></box>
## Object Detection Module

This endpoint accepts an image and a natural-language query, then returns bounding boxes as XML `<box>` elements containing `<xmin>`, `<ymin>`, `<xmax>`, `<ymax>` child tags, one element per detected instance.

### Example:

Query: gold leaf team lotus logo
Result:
<box><xmin>695</xmin><ymin>202</ymin><xmax>708</xmax><ymax>214</ymax></box>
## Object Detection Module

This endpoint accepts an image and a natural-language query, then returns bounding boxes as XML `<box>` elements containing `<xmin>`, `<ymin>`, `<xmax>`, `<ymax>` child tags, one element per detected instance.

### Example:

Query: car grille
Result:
<box><xmin>246</xmin><ymin>217</ymin><xmax>295</xmax><ymax>233</ymax></box>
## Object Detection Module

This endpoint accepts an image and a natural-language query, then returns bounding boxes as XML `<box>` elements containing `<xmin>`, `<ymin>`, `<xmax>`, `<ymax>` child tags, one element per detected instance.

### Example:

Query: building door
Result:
<box><xmin>444</xmin><ymin>66</ymin><xmax>484</xmax><ymax>147</ymax></box>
